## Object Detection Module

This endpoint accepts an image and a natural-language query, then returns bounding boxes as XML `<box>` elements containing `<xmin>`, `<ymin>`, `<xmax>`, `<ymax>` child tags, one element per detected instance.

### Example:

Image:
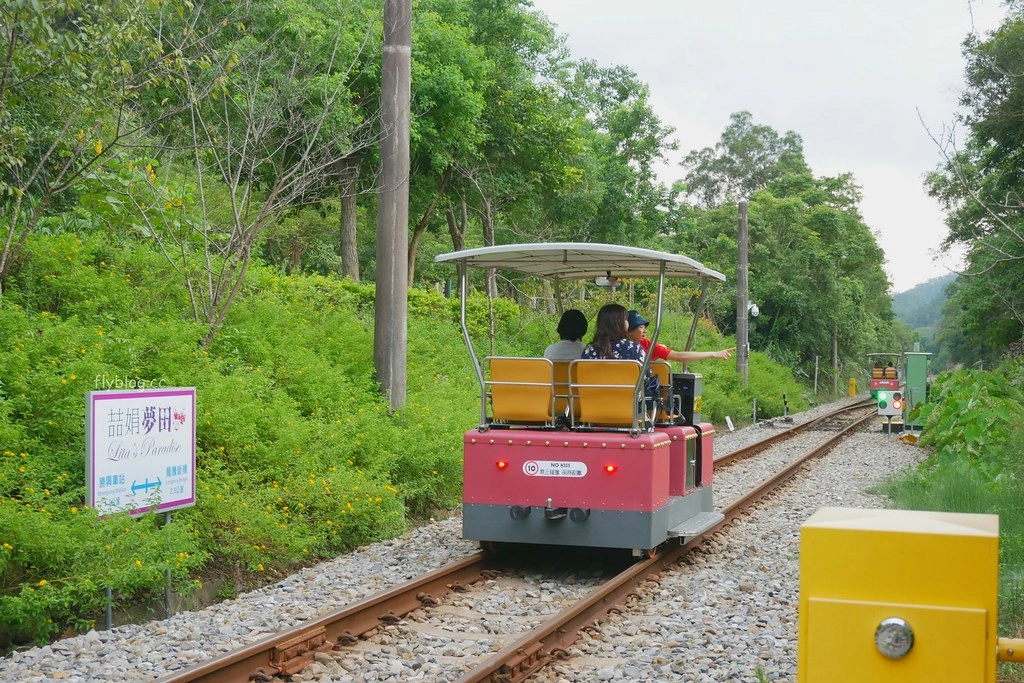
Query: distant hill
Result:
<box><xmin>893</xmin><ymin>273</ymin><xmax>955</xmax><ymax>334</ymax></box>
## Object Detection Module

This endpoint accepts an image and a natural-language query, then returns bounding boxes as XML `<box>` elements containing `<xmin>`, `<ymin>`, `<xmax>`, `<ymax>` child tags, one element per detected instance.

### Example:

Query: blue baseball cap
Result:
<box><xmin>627</xmin><ymin>310</ymin><xmax>650</xmax><ymax>331</ymax></box>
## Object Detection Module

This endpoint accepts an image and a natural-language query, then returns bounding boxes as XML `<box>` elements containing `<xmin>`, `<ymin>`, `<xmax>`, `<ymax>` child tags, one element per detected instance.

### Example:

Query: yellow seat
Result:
<box><xmin>871</xmin><ymin>367</ymin><xmax>884</xmax><ymax>379</ymax></box>
<box><xmin>884</xmin><ymin>366</ymin><xmax>897</xmax><ymax>379</ymax></box>
<box><xmin>569</xmin><ymin>359</ymin><xmax>653</xmax><ymax>432</ymax></box>
<box><xmin>485</xmin><ymin>357</ymin><xmax>557</xmax><ymax>426</ymax></box>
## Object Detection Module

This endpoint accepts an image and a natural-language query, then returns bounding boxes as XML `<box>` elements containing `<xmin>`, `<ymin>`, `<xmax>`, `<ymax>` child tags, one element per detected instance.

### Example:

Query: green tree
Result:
<box><xmin>120</xmin><ymin>0</ymin><xmax>382</xmax><ymax>345</ymax></box>
<box><xmin>680</xmin><ymin>110</ymin><xmax>809</xmax><ymax>209</ymax></box>
<box><xmin>925</xmin><ymin>6</ymin><xmax>1024</xmax><ymax>364</ymax></box>
<box><xmin>668</xmin><ymin>115</ymin><xmax>901</xmax><ymax>380</ymax></box>
<box><xmin>0</xmin><ymin>0</ymin><xmax>166</xmax><ymax>294</ymax></box>
<box><xmin>404</xmin><ymin>0</ymin><xmax>494</xmax><ymax>281</ymax></box>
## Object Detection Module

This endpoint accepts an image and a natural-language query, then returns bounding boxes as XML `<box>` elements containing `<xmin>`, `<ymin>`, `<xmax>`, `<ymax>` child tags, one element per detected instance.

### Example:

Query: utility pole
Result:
<box><xmin>736</xmin><ymin>200</ymin><xmax>750</xmax><ymax>386</ymax></box>
<box><xmin>374</xmin><ymin>0</ymin><xmax>411</xmax><ymax>412</ymax></box>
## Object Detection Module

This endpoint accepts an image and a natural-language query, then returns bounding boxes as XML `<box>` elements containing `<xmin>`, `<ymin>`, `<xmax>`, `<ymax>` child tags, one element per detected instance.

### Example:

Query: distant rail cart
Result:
<box><xmin>867</xmin><ymin>351</ymin><xmax>931</xmax><ymax>432</ymax></box>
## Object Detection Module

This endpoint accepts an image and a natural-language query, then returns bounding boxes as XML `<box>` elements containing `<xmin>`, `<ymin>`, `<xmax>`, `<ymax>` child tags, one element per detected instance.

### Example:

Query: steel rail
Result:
<box><xmin>714</xmin><ymin>399</ymin><xmax>875</xmax><ymax>466</ymax></box>
<box><xmin>154</xmin><ymin>552</ymin><xmax>496</xmax><ymax>683</ymax></box>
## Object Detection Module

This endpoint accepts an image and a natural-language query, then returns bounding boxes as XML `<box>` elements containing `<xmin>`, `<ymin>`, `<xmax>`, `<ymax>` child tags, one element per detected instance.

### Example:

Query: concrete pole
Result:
<box><xmin>374</xmin><ymin>0</ymin><xmax>411</xmax><ymax>412</ymax></box>
<box><xmin>737</xmin><ymin>200</ymin><xmax>750</xmax><ymax>386</ymax></box>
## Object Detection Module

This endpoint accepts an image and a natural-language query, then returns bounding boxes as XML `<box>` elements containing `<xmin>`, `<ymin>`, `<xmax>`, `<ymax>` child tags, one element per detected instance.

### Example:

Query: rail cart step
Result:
<box><xmin>667</xmin><ymin>511</ymin><xmax>725</xmax><ymax>539</ymax></box>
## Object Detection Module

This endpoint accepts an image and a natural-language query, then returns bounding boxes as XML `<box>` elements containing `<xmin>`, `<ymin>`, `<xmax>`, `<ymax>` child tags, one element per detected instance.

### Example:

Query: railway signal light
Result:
<box><xmin>877</xmin><ymin>390</ymin><xmax>902</xmax><ymax>417</ymax></box>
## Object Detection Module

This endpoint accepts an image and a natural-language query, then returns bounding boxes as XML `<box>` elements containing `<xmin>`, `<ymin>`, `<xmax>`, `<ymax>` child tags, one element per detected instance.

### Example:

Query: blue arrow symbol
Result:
<box><xmin>131</xmin><ymin>477</ymin><xmax>163</xmax><ymax>494</ymax></box>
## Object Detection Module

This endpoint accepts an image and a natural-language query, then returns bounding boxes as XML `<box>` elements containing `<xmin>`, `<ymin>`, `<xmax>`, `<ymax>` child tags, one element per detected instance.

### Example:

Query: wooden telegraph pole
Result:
<box><xmin>737</xmin><ymin>200</ymin><xmax>750</xmax><ymax>387</ymax></box>
<box><xmin>375</xmin><ymin>0</ymin><xmax>411</xmax><ymax>411</ymax></box>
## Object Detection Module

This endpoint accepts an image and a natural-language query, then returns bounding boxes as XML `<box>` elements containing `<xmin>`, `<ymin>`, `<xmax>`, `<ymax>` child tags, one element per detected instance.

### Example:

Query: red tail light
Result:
<box><xmin>496</xmin><ymin>460</ymin><xmax>508</xmax><ymax>470</ymax></box>
<box><xmin>604</xmin><ymin>464</ymin><xmax>617</xmax><ymax>474</ymax></box>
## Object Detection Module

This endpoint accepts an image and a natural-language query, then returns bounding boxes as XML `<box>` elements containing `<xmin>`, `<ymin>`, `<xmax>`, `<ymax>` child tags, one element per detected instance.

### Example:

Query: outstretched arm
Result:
<box><xmin>666</xmin><ymin>347</ymin><xmax>735</xmax><ymax>362</ymax></box>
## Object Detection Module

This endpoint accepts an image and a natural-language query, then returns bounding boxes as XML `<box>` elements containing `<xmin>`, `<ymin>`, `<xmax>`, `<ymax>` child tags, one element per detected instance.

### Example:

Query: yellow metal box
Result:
<box><xmin>798</xmin><ymin>507</ymin><xmax>999</xmax><ymax>683</ymax></box>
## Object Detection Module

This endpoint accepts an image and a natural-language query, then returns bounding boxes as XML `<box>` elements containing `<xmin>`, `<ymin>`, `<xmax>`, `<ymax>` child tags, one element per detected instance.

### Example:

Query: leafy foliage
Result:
<box><xmin>680</xmin><ymin>111</ymin><xmax>809</xmax><ymax>209</ymax></box>
<box><xmin>913</xmin><ymin>368</ymin><xmax>1024</xmax><ymax>473</ymax></box>
<box><xmin>669</xmin><ymin>119</ymin><xmax>909</xmax><ymax>376</ymax></box>
<box><xmin>924</xmin><ymin>5</ymin><xmax>1024</xmax><ymax>366</ymax></box>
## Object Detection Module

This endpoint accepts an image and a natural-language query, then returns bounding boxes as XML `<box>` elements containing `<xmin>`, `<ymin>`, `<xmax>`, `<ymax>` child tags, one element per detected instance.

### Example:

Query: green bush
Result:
<box><xmin>914</xmin><ymin>367</ymin><xmax>1024</xmax><ymax>478</ymax></box>
<box><xmin>0</xmin><ymin>234</ymin><xmax>467</xmax><ymax>648</ymax></box>
<box><xmin>0</xmin><ymin>232</ymin><xmax>817</xmax><ymax>650</ymax></box>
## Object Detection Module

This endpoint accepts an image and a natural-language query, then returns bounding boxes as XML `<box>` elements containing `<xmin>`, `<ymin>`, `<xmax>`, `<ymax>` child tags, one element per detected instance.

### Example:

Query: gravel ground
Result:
<box><xmin>0</xmin><ymin>396</ymin><xmax>926</xmax><ymax>682</ymax></box>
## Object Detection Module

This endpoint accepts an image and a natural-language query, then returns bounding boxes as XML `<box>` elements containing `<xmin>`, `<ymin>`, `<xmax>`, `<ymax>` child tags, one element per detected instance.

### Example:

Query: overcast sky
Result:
<box><xmin>529</xmin><ymin>0</ymin><xmax>1008</xmax><ymax>293</ymax></box>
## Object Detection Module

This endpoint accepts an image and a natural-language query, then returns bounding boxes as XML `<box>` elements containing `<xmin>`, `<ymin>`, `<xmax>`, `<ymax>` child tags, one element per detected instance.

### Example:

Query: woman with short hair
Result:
<box><xmin>544</xmin><ymin>309</ymin><xmax>588</xmax><ymax>361</ymax></box>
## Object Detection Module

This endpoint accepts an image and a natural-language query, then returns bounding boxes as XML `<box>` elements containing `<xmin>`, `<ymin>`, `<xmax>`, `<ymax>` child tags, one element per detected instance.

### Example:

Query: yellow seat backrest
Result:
<box><xmin>486</xmin><ymin>357</ymin><xmax>556</xmax><ymax>425</ymax></box>
<box><xmin>884</xmin><ymin>366</ymin><xmax>897</xmax><ymax>379</ymax></box>
<box><xmin>871</xmin><ymin>367</ymin><xmax>884</xmax><ymax>379</ymax></box>
<box><xmin>570</xmin><ymin>359</ymin><xmax>645</xmax><ymax>429</ymax></box>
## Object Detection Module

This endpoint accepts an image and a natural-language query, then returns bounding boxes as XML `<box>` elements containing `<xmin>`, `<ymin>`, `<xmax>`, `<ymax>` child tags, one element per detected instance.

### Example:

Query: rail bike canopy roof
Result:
<box><xmin>434</xmin><ymin>242</ymin><xmax>726</xmax><ymax>282</ymax></box>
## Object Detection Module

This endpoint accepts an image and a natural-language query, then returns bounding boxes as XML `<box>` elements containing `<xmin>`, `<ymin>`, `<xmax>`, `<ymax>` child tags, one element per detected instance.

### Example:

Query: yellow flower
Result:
<box><xmin>77</xmin><ymin>129</ymin><xmax>84</xmax><ymax>141</ymax></box>
<box><xmin>94</xmin><ymin>140</ymin><xmax>102</xmax><ymax>155</ymax></box>
<box><xmin>257</xmin><ymin>563</ymin><xmax>264</xmax><ymax>571</ymax></box>
<box><xmin>38</xmin><ymin>579</ymin><xmax>47</xmax><ymax>587</ymax></box>
<box><xmin>135</xmin><ymin>560</ymin><xmax>142</xmax><ymax>568</ymax></box>
<box><xmin>2</xmin><ymin>543</ymin><xmax>12</xmax><ymax>551</ymax></box>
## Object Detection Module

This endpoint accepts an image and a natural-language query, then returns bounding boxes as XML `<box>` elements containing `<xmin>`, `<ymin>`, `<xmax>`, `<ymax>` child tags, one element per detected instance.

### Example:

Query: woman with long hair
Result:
<box><xmin>582</xmin><ymin>303</ymin><xmax>658</xmax><ymax>395</ymax></box>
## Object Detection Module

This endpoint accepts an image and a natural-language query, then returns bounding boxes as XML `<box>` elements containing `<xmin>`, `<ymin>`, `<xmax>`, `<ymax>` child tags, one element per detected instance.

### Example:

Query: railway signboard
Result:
<box><xmin>86</xmin><ymin>387</ymin><xmax>197</xmax><ymax>516</ymax></box>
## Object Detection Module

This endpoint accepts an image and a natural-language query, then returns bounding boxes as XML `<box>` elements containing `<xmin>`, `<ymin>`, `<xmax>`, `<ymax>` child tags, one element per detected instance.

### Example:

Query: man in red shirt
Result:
<box><xmin>626</xmin><ymin>310</ymin><xmax>734</xmax><ymax>363</ymax></box>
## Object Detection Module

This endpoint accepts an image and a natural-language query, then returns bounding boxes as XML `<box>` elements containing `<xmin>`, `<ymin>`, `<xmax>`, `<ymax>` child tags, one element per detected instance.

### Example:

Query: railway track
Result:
<box><xmin>154</xmin><ymin>401</ymin><xmax>878</xmax><ymax>683</ymax></box>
